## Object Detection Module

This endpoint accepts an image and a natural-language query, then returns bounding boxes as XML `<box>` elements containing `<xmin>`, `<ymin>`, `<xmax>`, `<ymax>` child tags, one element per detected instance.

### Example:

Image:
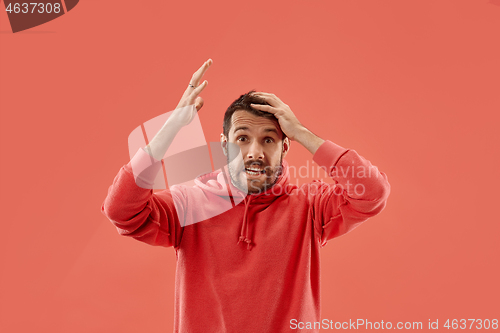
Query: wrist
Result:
<box><xmin>294</xmin><ymin>127</ymin><xmax>325</xmax><ymax>155</ymax></box>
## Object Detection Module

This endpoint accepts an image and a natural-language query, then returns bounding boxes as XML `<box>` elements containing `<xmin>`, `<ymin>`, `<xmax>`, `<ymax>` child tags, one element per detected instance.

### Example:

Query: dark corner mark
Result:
<box><xmin>2</xmin><ymin>0</ymin><xmax>79</xmax><ymax>33</ymax></box>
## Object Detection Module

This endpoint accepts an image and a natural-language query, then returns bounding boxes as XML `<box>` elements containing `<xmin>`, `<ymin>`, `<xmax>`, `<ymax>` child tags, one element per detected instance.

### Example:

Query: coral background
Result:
<box><xmin>1</xmin><ymin>0</ymin><xmax>498</xmax><ymax>331</ymax></box>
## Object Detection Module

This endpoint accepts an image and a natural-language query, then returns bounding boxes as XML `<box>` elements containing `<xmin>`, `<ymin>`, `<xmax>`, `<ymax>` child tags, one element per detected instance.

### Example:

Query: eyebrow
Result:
<box><xmin>233</xmin><ymin>127</ymin><xmax>280</xmax><ymax>136</ymax></box>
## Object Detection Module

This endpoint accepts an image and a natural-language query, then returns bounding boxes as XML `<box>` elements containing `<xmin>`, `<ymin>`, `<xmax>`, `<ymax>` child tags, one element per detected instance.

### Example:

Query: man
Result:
<box><xmin>101</xmin><ymin>59</ymin><xmax>391</xmax><ymax>332</ymax></box>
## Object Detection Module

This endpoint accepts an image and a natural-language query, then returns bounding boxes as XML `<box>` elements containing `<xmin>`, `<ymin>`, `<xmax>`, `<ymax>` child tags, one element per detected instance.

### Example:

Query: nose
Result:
<box><xmin>247</xmin><ymin>141</ymin><xmax>264</xmax><ymax>160</ymax></box>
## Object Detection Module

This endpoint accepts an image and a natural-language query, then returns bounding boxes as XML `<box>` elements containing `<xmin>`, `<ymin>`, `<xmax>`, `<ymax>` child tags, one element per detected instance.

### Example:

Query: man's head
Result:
<box><xmin>220</xmin><ymin>90</ymin><xmax>290</xmax><ymax>194</ymax></box>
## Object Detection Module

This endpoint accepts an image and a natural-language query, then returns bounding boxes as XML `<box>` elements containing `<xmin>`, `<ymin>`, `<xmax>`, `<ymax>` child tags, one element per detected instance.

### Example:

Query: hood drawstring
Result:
<box><xmin>195</xmin><ymin>161</ymin><xmax>290</xmax><ymax>251</ymax></box>
<box><xmin>237</xmin><ymin>196</ymin><xmax>253</xmax><ymax>250</ymax></box>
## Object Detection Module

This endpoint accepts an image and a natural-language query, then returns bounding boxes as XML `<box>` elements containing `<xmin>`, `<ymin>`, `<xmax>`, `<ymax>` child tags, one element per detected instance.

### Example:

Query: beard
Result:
<box><xmin>227</xmin><ymin>153</ymin><xmax>283</xmax><ymax>195</ymax></box>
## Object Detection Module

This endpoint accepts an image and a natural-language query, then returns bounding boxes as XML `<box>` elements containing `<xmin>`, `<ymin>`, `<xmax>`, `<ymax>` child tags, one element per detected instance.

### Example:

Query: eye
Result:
<box><xmin>237</xmin><ymin>136</ymin><xmax>247</xmax><ymax>142</ymax></box>
<box><xmin>264</xmin><ymin>138</ymin><xmax>274</xmax><ymax>143</ymax></box>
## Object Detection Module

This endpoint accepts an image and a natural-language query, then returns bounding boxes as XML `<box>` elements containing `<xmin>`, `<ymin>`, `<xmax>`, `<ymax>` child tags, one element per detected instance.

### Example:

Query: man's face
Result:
<box><xmin>222</xmin><ymin>110</ymin><xmax>289</xmax><ymax>194</ymax></box>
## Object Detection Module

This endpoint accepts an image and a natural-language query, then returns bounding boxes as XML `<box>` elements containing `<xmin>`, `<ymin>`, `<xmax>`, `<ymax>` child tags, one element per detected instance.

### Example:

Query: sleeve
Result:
<box><xmin>310</xmin><ymin>140</ymin><xmax>391</xmax><ymax>247</ymax></box>
<box><xmin>100</xmin><ymin>147</ymin><xmax>184</xmax><ymax>248</ymax></box>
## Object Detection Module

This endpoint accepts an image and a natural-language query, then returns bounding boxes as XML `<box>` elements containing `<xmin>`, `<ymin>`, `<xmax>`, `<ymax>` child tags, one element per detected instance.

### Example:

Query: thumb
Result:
<box><xmin>195</xmin><ymin>97</ymin><xmax>204</xmax><ymax>111</ymax></box>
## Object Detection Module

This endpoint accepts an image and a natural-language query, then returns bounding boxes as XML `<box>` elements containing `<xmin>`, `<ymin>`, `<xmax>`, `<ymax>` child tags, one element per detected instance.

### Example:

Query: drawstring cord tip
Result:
<box><xmin>237</xmin><ymin>236</ymin><xmax>253</xmax><ymax>250</ymax></box>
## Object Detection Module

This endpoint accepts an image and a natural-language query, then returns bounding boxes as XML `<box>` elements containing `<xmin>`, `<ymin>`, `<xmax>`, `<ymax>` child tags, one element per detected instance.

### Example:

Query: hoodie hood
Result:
<box><xmin>193</xmin><ymin>159</ymin><xmax>292</xmax><ymax>250</ymax></box>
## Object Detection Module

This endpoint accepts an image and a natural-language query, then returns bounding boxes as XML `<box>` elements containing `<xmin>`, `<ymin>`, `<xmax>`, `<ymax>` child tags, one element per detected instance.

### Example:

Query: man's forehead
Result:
<box><xmin>230</xmin><ymin>110</ymin><xmax>282</xmax><ymax>134</ymax></box>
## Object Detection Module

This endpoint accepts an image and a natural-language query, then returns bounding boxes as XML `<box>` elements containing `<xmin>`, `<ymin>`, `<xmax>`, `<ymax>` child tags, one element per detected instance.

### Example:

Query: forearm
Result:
<box><xmin>144</xmin><ymin>113</ymin><xmax>185</xmax><ymax>161</ymax></box>
<box><xmin>294</xmin><ymin>126</ymin><xmax>325</xmax><ymax>155</ymax></box>
<box><xmin>313</xmin><ymin>141</ymin><xmax>391</xmax><ymax>211</ymax></box>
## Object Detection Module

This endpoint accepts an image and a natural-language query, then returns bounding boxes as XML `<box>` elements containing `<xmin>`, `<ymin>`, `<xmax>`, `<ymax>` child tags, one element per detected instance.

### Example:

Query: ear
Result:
<box><xmin>220</xmin><ymin>133</ymin><xmax>228</xmax><ymax>156</ymax></box>
<box><xmin>282</xmin><ymin>137</ymin><xmax>290</xmax><ymax>158</ymax></box>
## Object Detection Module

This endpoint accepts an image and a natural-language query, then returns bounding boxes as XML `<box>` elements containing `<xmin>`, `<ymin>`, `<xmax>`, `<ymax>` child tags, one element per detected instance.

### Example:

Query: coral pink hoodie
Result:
<box><xmin>101</xmin><ymin>140</ymin><xmax>390</xmax><ymax>332</ymax></box>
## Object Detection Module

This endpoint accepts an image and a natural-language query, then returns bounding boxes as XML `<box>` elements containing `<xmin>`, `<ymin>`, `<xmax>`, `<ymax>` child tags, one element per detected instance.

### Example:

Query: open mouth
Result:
<box><xmin>245</xmin><ymin>167</ymin><xmax>266</xmax><ymax>176</ymax></box>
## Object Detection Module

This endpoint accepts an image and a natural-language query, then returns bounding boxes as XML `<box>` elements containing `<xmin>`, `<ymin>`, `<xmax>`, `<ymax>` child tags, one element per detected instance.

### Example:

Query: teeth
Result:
<box><xmin>245</xmin><ymin>168</ymin><xmax>264</xmax><ymax>175</ymax></box>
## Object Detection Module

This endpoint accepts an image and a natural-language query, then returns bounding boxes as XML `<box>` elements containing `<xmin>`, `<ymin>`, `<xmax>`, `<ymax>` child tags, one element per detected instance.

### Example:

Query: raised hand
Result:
<box><xmin>171</xmin><ymin>59</ymin><xmax>213</xmax><ymax>127</ymax></box>
<box><xmin>145</xmin><ymin>59</ymin><xmax>212</xmax><ymax>160</ymax></box>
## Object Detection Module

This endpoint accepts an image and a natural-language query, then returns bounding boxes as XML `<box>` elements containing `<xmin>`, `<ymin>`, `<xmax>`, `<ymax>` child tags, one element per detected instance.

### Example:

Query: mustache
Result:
<box><xmin>244</xmin><ymin>160</ymin><xmax>266</xmax><ymax>169</ymax></box>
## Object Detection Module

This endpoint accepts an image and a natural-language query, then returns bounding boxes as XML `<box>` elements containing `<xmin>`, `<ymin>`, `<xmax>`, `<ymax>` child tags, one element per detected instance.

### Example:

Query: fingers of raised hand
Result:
<box><xmin>178</xmin><ymin>80</ymin><xmax>208</xmax><ymax>109</ymax></box>
<box><xmin>195</xmin><ymin>96</ymin><xmax>205</xmax><ymax>111</ymax></box>
<box><xmin>192</xmin><ymin>80</ymin><xmax>208</xmax><ymax>97</ymax></box>
<box><xmin>191</xmin><ymin>59</ymin><xmax>213</xmax><ymax>87</ymax></box>
<box><xmin>179</xmin><ymin>59</ymin><xmax>212</xmax><ymax>104</ymax></box>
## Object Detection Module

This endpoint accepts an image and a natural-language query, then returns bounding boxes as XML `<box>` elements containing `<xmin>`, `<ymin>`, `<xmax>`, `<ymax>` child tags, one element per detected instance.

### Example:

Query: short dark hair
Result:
<box><xmin>223</xmin><ymin>90</ymin><xmax>286</xmax><ymax>140</ymax></box>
